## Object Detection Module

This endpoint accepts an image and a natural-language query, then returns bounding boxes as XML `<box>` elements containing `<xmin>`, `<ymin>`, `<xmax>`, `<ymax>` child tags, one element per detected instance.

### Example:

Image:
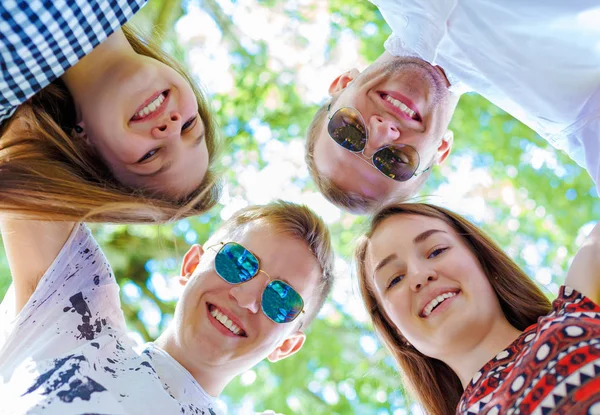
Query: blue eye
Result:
<box><xmin>387</xmin><ymin>275</ymin><xmax>404</xmax><ymax>290</ymax></box>
<box><xmin>428</xmin><ymin>247</ymin><xmax>448</xmax><ymax>259</ymax></box>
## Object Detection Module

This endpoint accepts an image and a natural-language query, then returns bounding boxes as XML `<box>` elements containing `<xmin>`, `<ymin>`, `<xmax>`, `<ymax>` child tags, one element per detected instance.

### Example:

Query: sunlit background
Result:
<box><xmin>1</xmin><ymin>0</ymin><xmax>598</xmax><ymax>414</ymax></box>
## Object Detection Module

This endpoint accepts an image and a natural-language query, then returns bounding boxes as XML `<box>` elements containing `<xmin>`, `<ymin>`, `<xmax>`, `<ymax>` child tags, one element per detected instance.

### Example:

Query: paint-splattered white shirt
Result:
<box><xmin>0</xmin><ymin>224</ymin><xmax>217</xmax><ymax>415</ymax></box>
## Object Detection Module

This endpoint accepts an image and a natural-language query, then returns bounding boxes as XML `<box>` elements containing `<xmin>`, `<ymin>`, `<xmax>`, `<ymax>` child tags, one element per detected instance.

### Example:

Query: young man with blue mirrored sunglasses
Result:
<box><xmin>0</xmin><ymin>201</ymin><xmax>335</xmax><ymax>414</ymax></box>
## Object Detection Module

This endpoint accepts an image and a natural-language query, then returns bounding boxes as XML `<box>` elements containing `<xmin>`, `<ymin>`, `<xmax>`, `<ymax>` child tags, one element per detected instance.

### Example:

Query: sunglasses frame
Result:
<box><xmin>208</xmin><ymin>242</ymin><xmax>306</xmax><ymax>324</ymax></box>
<box><xmin>327</xmin><ymin>104</ymin><xmax>431</xmax><ymax>181</ymax></box>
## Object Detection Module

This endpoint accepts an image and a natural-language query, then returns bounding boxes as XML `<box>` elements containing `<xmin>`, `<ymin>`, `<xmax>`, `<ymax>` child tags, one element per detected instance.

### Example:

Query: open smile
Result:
<box><xmin>207</xmin><ymin>303</ymin><xmax>247</xmax><ymax>338</ymax></box>
<box><xmin>419</xmin><ymin>290</ymin><xmax>461</xmax><ymax>318</ymax></box>
<box><xmin>378</xmin><ymin>91</ymin><xmax>422</xmax><ymax>123</ymax></box>
<box><xmin>130</xmin><ymin>90</ymin><xmax>170</xmax><ymax>123</ymax></box>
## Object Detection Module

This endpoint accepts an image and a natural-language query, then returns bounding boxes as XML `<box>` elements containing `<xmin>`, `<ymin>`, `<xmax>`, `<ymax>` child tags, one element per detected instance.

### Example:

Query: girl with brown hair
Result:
<box><xmin>355</xmin><ymin>203</ymin><xmax>600</xmax><ymax>415</ymax></box>
<box><xmin>0</xmin><ymin>0</ymin><xmax>221</xmax><ymax>223</ymax></box>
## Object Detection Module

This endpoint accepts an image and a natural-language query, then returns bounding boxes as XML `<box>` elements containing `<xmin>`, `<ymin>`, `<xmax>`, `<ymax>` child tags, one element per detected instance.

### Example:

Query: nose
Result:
<box><xmin>229</xmin><ymin>272</ymin><xmax>269</xmax><ymax>314</ymax></box>
<box><xmin>151</xmin><ymin>111</ymin><xmax>182</xmax><ymax>139</ymax></box>
<box><xmin>364</xmin><ymin>114</ymin><xmax>400</xmax><ymax>155</ymax></box>
<box><xmin>408</xmin><ymin>265</ymin><xmax>437</xmax><ymax>293</ymax></box>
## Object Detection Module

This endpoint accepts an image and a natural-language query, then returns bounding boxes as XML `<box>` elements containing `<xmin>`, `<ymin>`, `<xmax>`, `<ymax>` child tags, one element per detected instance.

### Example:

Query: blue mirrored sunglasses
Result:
<box><xmin>210</xmin><ymin>242</ymin><xmax>305</xmax><ymax>324</ymax></box>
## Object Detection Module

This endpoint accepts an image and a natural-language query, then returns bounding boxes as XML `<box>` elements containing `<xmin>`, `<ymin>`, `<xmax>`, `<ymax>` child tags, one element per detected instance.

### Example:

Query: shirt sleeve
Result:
<box><xmin>0</xmin><ymin>0</ymin><xmax>147</xmax><ymax>125</ymax></box>
<box><xmin>571</xmin><ymin>114</ymin><xmax>600</xmax><ymax>195</ymax></box>
<box><xmin>371</xmin><ymin>0</ymin><xmax>458</xmax><ymax>63</ymax></box>
<box><xmin>0</xmin><ymin>224</ymin><xmax>126</xmax><ymax>367</ymax></box>
<box><xmin>553</xmin><ymin>285</ymin><xmax>600</xmax><ymax>314</ymax></box>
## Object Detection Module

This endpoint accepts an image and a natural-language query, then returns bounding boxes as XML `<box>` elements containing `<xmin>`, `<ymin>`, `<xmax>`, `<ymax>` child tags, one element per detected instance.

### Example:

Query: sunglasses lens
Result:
<box><xmin>327</xmin><ymin>108</ymin><xmax>367</xmax><ymax>152</ymax></box>
<box><xmin>262</xmin><ymin>280</ymin><xmax>304</xmax><ymax>324</ymax></box>
<box><xmin>373</xmin><ymin>145</ymin><xmax>420</xmax><ymax>181</ymax></box>
<box><xmin>215</xmin><ymin>243</ymin><xmax>259</xmax><ymax>284</ymax></box>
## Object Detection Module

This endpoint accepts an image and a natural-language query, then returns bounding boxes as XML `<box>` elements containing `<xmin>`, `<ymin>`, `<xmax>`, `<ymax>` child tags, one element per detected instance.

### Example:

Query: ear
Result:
<box><xmin>178</xmin><ymin>244</ymin><xmax>204</xmax><ymax>286</ymax></box>
<box><xmin>328</xmin><ymin>69</ymin><xmax>360</xmax><ymax>96</ymax></box>
<box><xmin>267</xmin><ymin>330</ymin><xmax>306</xmax><ymax>362</ymax></box>
<box><xmin>435</xmin><ymin>130</ymin><xmax>454</xmax><ymax>165</ymax></box>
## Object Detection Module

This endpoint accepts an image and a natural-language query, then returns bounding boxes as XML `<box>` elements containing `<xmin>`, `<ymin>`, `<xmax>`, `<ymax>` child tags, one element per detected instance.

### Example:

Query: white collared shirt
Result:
<box><xmin>372</xmin><ymin>0</ymin><xmax>600</xmax><ymax>192</ymax></box>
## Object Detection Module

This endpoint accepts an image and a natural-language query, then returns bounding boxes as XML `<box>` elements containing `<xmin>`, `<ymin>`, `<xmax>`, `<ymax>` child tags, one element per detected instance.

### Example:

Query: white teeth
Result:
<box><xmin>385</xmin><ymin>95</ymin><xmax>417</xmax><ymax>119</ymax></box>
<box><xmin>135</xmin><ymin>93</ymin><xmax>165</xmax><ymax>119</ymax></box>
<box><xmin>210</xmin><ymin>307</ymin><xmax>242</xmax><ymax>335</ymax></box>
<box><xmin>422</xmin><ymin>291</ymin><xmax>457</xmax><ymax>317</ymax></box>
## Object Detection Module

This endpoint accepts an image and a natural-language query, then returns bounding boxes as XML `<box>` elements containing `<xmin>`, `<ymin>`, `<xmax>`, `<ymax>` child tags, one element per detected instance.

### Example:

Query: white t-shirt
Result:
<box><xmin>0</xmin><ymin>224</ymin><xmax>217</xmax><ymax>415</ymax></box>
<box><xmin>372</xmin><ymin>0</ymin><xmax>600</xmax><ymax>192</ymax></box>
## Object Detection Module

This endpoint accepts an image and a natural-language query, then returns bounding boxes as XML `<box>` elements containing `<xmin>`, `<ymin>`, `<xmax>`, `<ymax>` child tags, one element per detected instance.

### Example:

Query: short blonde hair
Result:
<box><xmin>214</xmin><ymin>201</ymin><xmax>335</xmax><ymax>328</ymax></box>
<box><xmin>305</xmin><ymin>101</ymin><xmax>430</xmax><ymax>214</ymax></box>
<box><xmin>0</xmin><ymin>24</ymin><xmax>221</xmax><ymax>223</ymax></box>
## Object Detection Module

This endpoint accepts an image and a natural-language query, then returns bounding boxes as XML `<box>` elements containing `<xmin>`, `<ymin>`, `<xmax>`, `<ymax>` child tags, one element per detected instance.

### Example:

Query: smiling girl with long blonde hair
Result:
<box><xmin>1</xmin><ymin>0</ymin><xmax>222</xmax><ymax>223</ymax></box>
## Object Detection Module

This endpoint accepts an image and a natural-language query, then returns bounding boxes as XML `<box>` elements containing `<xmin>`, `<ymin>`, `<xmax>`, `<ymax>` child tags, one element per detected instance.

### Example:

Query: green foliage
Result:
<box><xmin>329</xmin><ymin>0</ymin><xmax>390</xmax><ymax>62</ymax></box>
<box><xmin>0</xmin><ymin>1</ymin><xmax>598</xmax><ymax>414</ymax></box>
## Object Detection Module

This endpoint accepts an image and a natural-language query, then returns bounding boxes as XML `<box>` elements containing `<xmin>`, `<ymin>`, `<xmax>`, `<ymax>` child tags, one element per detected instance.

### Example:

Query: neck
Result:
<box><xmin>442</xmin><ymin>319</ymin><xmax>522</xmax><ymax>388</ymax></box>
<box><xmin>61</xmin><ymin>29</ymin><xmax>133</xmax><ymax>121</ymax></box>
<box><xmin>154</xmin><ymin>328</ymin><xmax>234</xmax><ymax>397</ymax></box>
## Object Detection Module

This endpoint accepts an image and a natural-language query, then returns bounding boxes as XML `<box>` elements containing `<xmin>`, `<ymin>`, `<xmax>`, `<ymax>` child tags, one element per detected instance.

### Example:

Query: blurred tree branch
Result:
<box><xmin>202</xmin><ymin>0</ymin><xmax>251</xmax><ymax>58</ymax></box>
<box><xmin>152</xmin><ymin>0</ymin><xmax>180</xmax><ymax>43</ymax></box>
<box><xmin>123</xmin><ymin>301</ymin><xmax>151</xmax><ymax>341</ymax></box>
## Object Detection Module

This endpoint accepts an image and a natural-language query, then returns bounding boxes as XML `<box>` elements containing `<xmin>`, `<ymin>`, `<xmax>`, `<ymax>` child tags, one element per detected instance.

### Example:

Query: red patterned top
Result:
<box><xmin>457</xmin><ymin>285</ymin><xmax>600</xmax><ymax>415</ymax></box>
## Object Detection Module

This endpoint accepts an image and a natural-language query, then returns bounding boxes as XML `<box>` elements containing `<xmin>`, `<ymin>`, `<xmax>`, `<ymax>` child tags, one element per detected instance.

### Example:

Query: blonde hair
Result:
<box><xmin>355</xmin><ymin>203</ymin><xmax>552</xmax><ymax>415</ymax></box>
<box><xmin>214</xmin><ymin>200</ymin><xmax>335</xmax><ymax>328</ymax></box>
<box><xmin>0</xmin><ymin>24</ymin><xmax>221</xmax><ymax>223</ymax></box>
<box><xmin>305</xmin><ymin>101</ymin><xmax>430</xmax><ymax>214</ymax></box>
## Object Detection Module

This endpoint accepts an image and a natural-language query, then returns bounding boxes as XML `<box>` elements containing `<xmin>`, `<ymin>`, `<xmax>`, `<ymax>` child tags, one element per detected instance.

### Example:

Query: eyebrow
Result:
<box><xmin>371</xmin><ymin>229</ymin><xmax>447</xmax><ymax>279</ymax></box>
<box><xmin>372</xmin><ymin>253</ymin><xmax>398</xmax><ymax>279</ymax></box>
<box><xmin>414</xmin><ymin>229</ymin><xmax>447</xmax><ymax>244</ymax></box>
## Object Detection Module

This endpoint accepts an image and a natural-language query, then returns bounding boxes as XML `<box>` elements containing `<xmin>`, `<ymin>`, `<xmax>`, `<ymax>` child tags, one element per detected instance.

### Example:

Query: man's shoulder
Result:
<box><xmin>0</xmin><ymin>224</ymin><xmax>123</xmax><ymax>371</ymax></box>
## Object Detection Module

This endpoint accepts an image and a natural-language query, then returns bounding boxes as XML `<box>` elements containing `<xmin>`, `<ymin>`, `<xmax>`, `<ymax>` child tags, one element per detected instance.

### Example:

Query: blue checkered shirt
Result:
<box><xmin>0</xmin><ymin>0</ymin><xmax>147</xmax><ymax>125</ymax></box>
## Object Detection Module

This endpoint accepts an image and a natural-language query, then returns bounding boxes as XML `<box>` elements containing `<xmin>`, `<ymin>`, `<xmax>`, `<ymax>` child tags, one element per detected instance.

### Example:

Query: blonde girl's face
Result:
<box><xmin>77</xmin><ymin>54</ymin><xmax>209</xmax><ymax>199</ymax></box>
<box><xmin>364</xmin><ymin>214</ymin><xmax>507</xmax><ymax>359</ymax></box>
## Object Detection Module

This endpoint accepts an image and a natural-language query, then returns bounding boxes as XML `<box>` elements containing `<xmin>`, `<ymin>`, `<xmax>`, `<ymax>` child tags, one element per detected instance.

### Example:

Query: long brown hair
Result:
<box><xmin>0</xmin><ymin>25</ymin><xmax>221</xmax><ymax>223</ymax></box>
<box><xmin>355</xmin><ymin>203</ymin><xmax>552</xmax><ymax>415</ymax></box>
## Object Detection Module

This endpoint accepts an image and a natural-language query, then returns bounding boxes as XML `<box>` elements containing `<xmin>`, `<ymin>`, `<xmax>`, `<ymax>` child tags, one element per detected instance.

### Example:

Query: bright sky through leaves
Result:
<box><xmin>0</xmin><ymin>0</ymin><xmax>598</xmax><ymax>414</ymax></box>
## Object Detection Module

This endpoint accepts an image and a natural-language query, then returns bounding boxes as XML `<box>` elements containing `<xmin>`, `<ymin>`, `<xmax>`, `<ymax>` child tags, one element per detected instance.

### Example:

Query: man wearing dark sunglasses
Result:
<box><xmin>0</xmin><ymin>201</ymin><xmax>334</xmax><ymax>413</ymax></box>
<box><xmin>307</xmin><ymin>1</ymin><xmax>600</xmax><ymax>213</ymax></box>
<box><xmin>306</xmin><ymin>55</ymin><xmax>459</xmax><ymax>213</ymax></box>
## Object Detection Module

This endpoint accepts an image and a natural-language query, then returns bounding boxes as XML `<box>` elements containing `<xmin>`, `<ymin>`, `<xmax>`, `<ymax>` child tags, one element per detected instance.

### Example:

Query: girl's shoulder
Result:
<box><xmin>550</xmin><ymin>284</ymin><xmax>600</xmax><ymax>317</ymax></box>
<box><xmin>458</xmin><ymin>285</ymin><xmax>600</xmax><ymax>415</ymax></box>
